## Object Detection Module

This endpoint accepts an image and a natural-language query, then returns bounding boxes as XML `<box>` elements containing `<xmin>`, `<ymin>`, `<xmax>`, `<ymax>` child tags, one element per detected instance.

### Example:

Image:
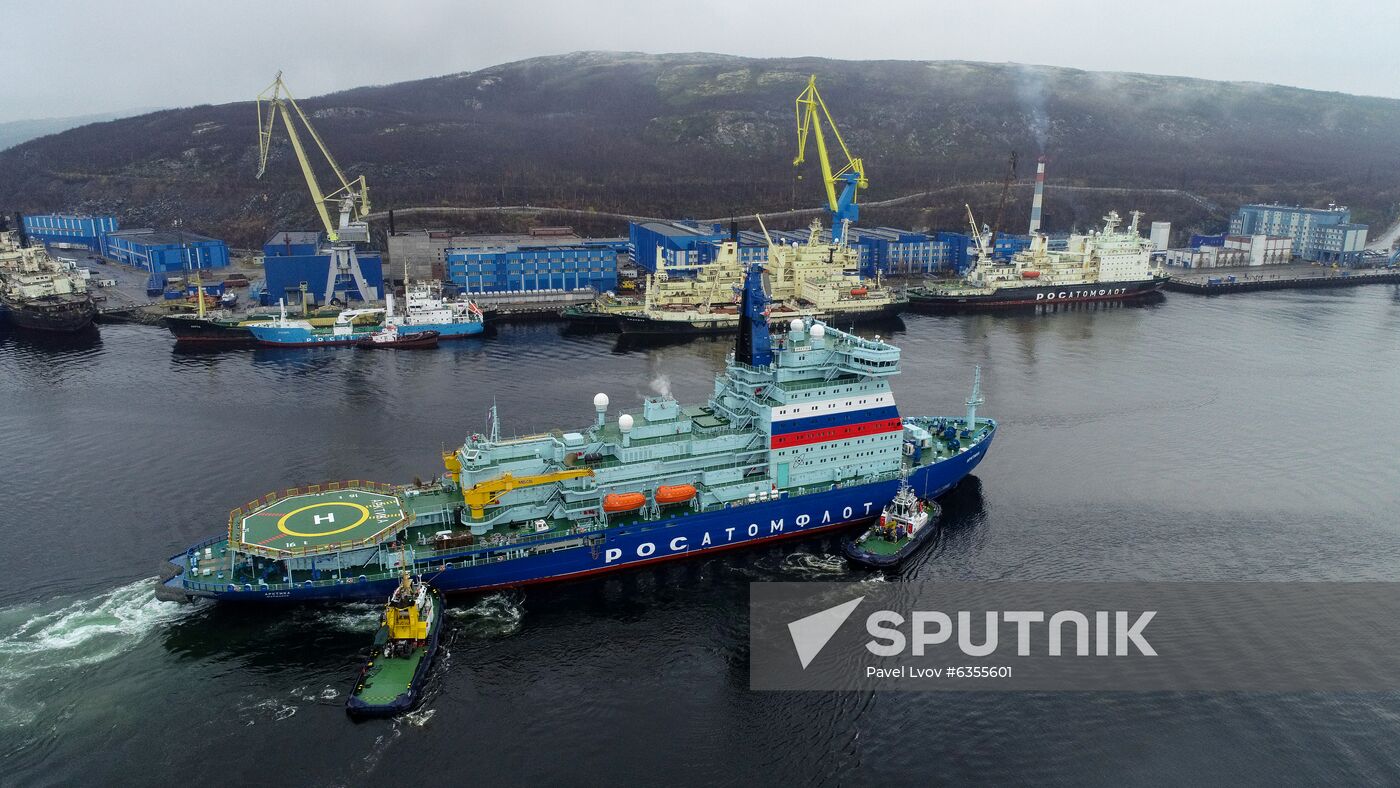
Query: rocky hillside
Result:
<box><xmin>3</xmin><ymin>51</ymin><xmax>1399</xmax><ymax>246</ymax></box>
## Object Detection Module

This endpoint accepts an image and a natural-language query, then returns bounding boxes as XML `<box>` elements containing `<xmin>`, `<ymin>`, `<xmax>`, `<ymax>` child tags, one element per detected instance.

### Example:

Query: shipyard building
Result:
<box><xmin>443</xmin><ymin>233</ymin><xmax>623</xmax><ymax>293</ymax></box>
<box><xmin>263</xmin><ymin>231</ymin><xmax>322</xmax><ymax>259</ymax></box>
<box><xmin>105</xmin><ymin>228</ymin><xmax>230</xmax><ymax>273</ymax></box>
<box><xmin>629</xmin><ymin>220</ymin><xmax>1039</xmax><ymax>277</ymax></box>
<box><xmin>1230</xmin><ymin>204</ymin><xmax>1367</xmax><ymax>265</ymax></box>
<box><xmin>21</xmin><ymin>214</ymin><xmax>119</xmax><ymax>254</ymax></box>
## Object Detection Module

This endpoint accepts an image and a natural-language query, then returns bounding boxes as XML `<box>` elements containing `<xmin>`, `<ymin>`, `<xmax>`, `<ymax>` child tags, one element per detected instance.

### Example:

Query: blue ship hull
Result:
<box><xmin>166</xmin><ymin>425</ymin><xmax>993</xmax><ymax>602</ymax></box>
<box><xmin>246</xmin><ymin>324</ymin><xmax>372</xmax><ymax>346</ymax></box>
<box><xmin>399</xmin><ymin>321</ymin><xmax>482</xmax><ymax>338</ymax></box>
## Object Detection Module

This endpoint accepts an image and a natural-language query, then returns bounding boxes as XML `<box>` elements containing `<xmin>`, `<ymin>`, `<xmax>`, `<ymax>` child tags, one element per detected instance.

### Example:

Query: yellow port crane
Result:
<box><xmin>793</xmin><ymin>75</ymin><xmax>867</xmax><ymax>244</ymax></box>
<box><xmin>255</xmin><ymin>72</ymin><xmax>379</xmax><ymax>303</ymax></box>
<box><xmin>256</xmin><ymin>71</ymin><xmax>370</xmax><ymax>244</ymax></box>
<box><xmin>443</xmin><ymin>451</ymin><xmax>595</xmax><ymax>520</ymax></box>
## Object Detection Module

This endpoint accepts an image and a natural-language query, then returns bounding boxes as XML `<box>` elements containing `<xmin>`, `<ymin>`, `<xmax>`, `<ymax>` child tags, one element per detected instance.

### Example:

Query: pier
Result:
<box><xmin>1164</xmin><ymin>263</ymin><xmax>1400</xmax><ymax>295</ymax></box>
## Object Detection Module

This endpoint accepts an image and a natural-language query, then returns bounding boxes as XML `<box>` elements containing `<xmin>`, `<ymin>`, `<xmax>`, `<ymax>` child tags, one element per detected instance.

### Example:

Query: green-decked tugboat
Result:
<box><xmin>842</xmin><ymin>476</ymin><xmax>940</xmax><ymax>568</ymax></box>
<box><xmin>346</xmin><ymin>571</ymin><xmax>443</xmax><ymax>719</ymax></box>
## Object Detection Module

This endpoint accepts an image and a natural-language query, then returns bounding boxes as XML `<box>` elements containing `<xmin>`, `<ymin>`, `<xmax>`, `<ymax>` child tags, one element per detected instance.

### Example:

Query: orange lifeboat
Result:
<box><xmin>655</xmin><ymin>484</ymin><xmax>697</xmax><ymax>505</ymax></box>
<box><xmin>1020</xmin><ymin>270</ymin><xmax>1042</xmax><ymax>279</ymax></box>
<box><xmin>603</xmin><ymin>492</ymin><xmax>646</xmax><ymax>513</ymax></box>
<box><xmin>850</xmin><ymin>286</ymin><xmax>869</xmax><ymax>296</ymax></box>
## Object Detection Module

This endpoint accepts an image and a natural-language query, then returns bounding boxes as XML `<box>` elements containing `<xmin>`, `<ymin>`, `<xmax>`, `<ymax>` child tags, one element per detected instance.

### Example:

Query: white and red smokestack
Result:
<box><xmin>1028</xmin><ymin>157</ymin><xmax>1046</xmax><ymax>235</ymax></box>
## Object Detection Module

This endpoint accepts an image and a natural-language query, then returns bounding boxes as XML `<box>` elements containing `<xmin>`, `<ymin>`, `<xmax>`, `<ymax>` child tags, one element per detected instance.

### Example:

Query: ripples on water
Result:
<box><xmin>3</xmin><ymin>288</ymin><xmax>1400</xmax><ymax>783</ymax></box>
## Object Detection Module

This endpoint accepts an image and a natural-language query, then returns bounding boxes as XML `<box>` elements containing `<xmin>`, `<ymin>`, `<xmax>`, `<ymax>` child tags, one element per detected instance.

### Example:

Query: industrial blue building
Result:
<box><xmin>105</xmin><ymin>229</ymin><xmax>230</xmax><ymax>273</ymax></box>
<box><xmin>261</xmin><ymin>253</ymin><xmax>384</xmax><ymax>306</ymax></box>
<box><xmin>629</xmin><ymin>221</ymin><xmax>730</xmax><ymax>272</ymax></box>
<box><xmin>22</xmin><ymin>214</ymin><xmax>118</xmax><ymax>253</ymax></box>
<box><xmin>446</xmin><ymin>242</ymin><xmax>619</xmax><ymax>293</ymax></box>
<box><xmin>263</xmin><ymin>230</ymin><xmax>322</xmax><ymax>258</ymax></box>
<box><xmin>1229</xmin><ymin>204</ymin><xmax>1368</xmax><ymax>264</ymax></box>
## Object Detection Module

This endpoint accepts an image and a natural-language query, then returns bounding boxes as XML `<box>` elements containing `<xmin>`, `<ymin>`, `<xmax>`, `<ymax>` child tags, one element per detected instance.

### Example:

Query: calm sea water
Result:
<box><xmin>3</xmin><ymin>287</ymin><xmax>1400</xmax><ymax>786</ymax></box>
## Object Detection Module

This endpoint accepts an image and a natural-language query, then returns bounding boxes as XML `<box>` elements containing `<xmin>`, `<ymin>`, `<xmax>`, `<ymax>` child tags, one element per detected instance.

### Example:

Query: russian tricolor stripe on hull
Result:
<box><xmin>770</xmin><ymin>405</ymin><xmax>900</xmax><ymax>435</ymax></box>
<box><xmin>769</xmin><ymin>417</ymin><xmax>904</xmax><ymax>449</ymax></box>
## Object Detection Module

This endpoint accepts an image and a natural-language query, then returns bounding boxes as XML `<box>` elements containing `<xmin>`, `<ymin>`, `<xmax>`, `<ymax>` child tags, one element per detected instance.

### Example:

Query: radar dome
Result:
<box><xmin>810</xmin><ymin>324</ymin><xmax>826</xmax><ymax>339</ymax></box>
<box><xmin>593</xmin><ymin>392</ymin><xmax>609</xmax><ymax>410</ymax></box>
<box><xmin>619</xmin><ymin>414</ymin><xmax>634</xmax><ymax>432</ymax></box>
<box><xmin>789</xmin><ymin>318</ymin><xmax>804</xmax><ymax>332</ymax></box>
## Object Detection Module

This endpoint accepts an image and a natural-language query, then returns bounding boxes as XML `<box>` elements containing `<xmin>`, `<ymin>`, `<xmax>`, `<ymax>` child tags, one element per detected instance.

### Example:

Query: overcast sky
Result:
<box><xmin>4</xmin><ymin>0</ymin><xmax>1398</xmax><ymax>123</ymax></box>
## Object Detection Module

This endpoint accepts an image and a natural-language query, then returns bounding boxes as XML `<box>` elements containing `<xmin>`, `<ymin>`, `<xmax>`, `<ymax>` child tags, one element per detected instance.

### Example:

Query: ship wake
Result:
<box><xmin>0</xmin><ymin>578</ymin><xmax>190</xmax><ymax>727</ymax></box>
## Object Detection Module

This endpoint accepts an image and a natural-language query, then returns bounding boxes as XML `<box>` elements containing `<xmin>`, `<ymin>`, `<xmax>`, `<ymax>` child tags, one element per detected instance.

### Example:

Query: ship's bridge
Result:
<box><xmin>772</xmin><ymin>320</ymin><xmax>900</xmax><ymax>379</ymax></box>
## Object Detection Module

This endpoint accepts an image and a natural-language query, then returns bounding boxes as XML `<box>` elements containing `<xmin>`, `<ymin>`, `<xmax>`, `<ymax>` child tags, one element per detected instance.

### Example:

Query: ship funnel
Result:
<box><xmin>14</xmin><ymin>212</ymin><xmax>28</xmax><ymax>248</ymax></box>
<box><xmin>593</xmin><ymin>392</ymin><xmax>609</xmax><ymax>428</ymax></box>
<box><xmin>619</xmin><ymin>413</ymin><xmax>634</xmax><ymax>447</ymax></box>
<box><xmin>1028</xmin><ymin>158</ymin><xmax>1046</xmax><ymax>235</ymax></box>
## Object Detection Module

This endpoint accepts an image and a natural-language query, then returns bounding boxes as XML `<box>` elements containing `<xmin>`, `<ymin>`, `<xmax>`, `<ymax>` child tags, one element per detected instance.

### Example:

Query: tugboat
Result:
<box><xmin>841</xmin><ymin>477</ymin><xmax>940</xmax><ymax>568</ymax></box>
<box><xmin>346</xmin><ymin>571</ymin><xmax>443</xmax><ymax>719</ymax></box>
<box><xmin>356</xmin><ymin>324</ymin><xmax>440</xmax><ymax>349</ymax></box>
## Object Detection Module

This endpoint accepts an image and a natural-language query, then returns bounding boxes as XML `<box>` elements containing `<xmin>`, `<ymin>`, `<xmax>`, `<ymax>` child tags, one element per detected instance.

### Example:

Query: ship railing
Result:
<box><xmin>225</xmin><ymin>479</ymin><xmax>406</xmax><ymax>559</ymax></box>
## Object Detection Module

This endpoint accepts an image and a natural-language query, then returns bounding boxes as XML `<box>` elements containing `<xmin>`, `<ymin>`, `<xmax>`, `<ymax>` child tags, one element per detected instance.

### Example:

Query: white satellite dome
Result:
<box><xmin>788</xmin><ymin>318</ymin><xmax>804</xmax><ymax>332</ymax></box>
<box><xmin>593</xmin><ymin>392</ymin><xmax>609</xmax><ymax>410</ymax></box>
<box><xmin>810</xmin><ymin>324</ymin><xmax>826</xmax><ymax>339</ymax></box>
<box><xmin>619</xmin><ymin>414</ymin><xmax>634</xmax><ymax>432</ymax></box>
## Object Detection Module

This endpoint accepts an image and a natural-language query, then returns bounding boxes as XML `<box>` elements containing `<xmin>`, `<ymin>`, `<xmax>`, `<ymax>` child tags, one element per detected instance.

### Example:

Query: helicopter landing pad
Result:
<box><xmin>236</xmin><ymin>488</ymin><xmax>408</xmax><ymax>555</ymax></box>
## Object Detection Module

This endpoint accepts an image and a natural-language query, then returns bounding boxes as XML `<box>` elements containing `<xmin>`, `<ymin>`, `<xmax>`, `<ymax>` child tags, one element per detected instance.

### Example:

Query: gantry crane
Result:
<box><xmin>793</xmin><ymin>75</ymin><xmax>867</xmax><ymax>244</ymax></box>
<box><xmin>255</xmin><ymin>72</ymin><xmax>378</xmax><ymax>302</ymax></box>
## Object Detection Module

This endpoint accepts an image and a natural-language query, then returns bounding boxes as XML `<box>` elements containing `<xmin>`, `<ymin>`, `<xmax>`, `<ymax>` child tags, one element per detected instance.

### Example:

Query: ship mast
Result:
<box><xmin>965</xmin><ymin>366</ymin><xmax>984</xmax><ymax>431</ymax></box>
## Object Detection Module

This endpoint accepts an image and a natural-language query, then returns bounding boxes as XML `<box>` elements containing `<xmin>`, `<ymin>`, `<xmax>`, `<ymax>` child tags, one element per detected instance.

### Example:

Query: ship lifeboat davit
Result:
<box><xmin>1020</xmin><ymin>270</ymin><xmax>1042</xmax><ymax>279</ymax></box>
<box><xmin>850</xmin><ymin>286</ymin><xmax>869</xmax><ymax>296</ymax></box>
<box><xmin>655</xmin><ymin>484</ymin><xmax>697</xmax><ymax>505</ymax></box>
<box><xmin>603</xmin><ymin>492</ymin><xmax>646</xmax><ymax>513</ymax></box>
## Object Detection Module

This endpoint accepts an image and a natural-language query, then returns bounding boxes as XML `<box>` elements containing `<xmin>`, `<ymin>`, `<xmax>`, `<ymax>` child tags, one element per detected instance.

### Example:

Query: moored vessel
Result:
<box><xmin>357</xmin><ymin>326</ymin><xmax>440</xmax><ymax>349</ymax></box>
<box><xmin>158</xmin><ymin>264</ymin><xmax>996</xmax><ymax>603</ymax></box>
<box><xmin>346</xmin><ymin>571</ymin><xmax>443</xmax><ymax>719</ymax></box>
<box><xmin>245</xmin><ymin>302</ymin><xmax>386</xmax><ymax>347</ymax></box>
<box><xmin>385</xmin><ymin>280</ymin><xmax>483</xmax><ymax>338</ymax></box>
<box><xmin>617</xmin><ymin>219</ymin><xmax>902</xmax><ymax>335</ymax></box>
<box><xmin>0</xmin><ymin>217</ymin><xmax>98</xmax><ymax>333</ymax></box>
<box><xmin>908</xmin><ymin>209</ymin><xmax>1168</xmax><ymax>310</ymax></box>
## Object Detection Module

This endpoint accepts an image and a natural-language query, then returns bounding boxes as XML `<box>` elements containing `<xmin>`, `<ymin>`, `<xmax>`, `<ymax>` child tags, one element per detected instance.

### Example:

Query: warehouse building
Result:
<box><xmin>629</xmin><ymin>221</ymin><xmax>728</xmax><ymax>273</ymax></box>
<box><xmin>263</xmin><ymin>231</ymin><xmax>322</xmax><ymax>258</ymax></box>
<box><xmin>22</xmin><ymin>214</ymin><xmax>118</xmax><ymax>253</ymax></box>
<box><xmin>388</xmin><ymin>226</ymin><xmax>603</xmax><ymax>281</ymax></box>
<box><xmin>1230</xmin><ymin>203</ymin><xmax>1367</xmax><ymax>265</ymax></box>
<box><xmin>445</xmin><ymin>240</ymin><xmax>620</xmax><ymax>293</ymax></box>
<box><xmin>261</xmin><ymin>253</ymin><xmax>384</xmax><ymax>307</ymax></box>
<box><xmin>105</xmin><ymin>228</ymin><xmax>229</xmax><ymax>273</ymax></box>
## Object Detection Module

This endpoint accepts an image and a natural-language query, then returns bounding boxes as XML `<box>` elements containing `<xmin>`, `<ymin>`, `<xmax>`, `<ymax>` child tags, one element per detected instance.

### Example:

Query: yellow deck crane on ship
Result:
<box><xmin>443</xmin><ymin>450</ymin><xmax>595</xmax><ymax>520</ymax></box>
<box><xmin>255</xmin><ymin>72</ymin><xmax>379</xmax><ymax>302</ymax></box>
<box><xmin>793</xmin><ymin>75</ymin><xmax>867</xmax><ymax>244</ymax></box>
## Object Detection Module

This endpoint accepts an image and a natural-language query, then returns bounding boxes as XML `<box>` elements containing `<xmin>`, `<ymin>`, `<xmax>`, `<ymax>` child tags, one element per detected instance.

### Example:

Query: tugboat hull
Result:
<box><xmin>346</xmin><ymin>588</ymin><xmax>443</xmax><ymax>719</ymax></box>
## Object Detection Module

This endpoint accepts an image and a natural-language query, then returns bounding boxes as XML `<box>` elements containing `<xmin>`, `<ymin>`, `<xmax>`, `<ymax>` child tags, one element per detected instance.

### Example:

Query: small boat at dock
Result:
<box><xmin>357</xmin><ymin>325</ymin><xmax>440</xmax><ymax>349</ymax></box>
